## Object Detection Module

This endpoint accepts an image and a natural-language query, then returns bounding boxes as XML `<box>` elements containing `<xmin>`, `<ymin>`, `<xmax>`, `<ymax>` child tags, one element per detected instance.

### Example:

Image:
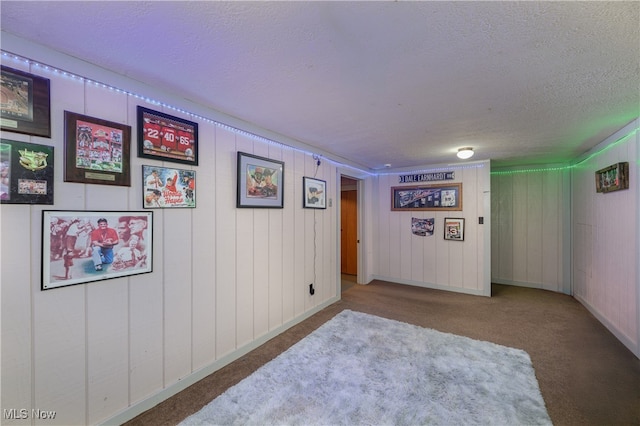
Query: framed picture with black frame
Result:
<box><xmin>236</xmin><ymin>151</ymin><xmax>284</xmax><ymax>208</ymax></box>
<box><xmin>64</xmin><ymin>111</ymin><xmax>131</xmax><ymax>186</ymax></box>
<box><xmin>1</xmin><ymin>139</ymin><xmax>54</xmax><ymax>204</ymax></box>
<box><xmin>303</xmin><ymin>176</ymin><xmax>326</xmax><ymax>209</ymax></box>
<box><xmin>137</xmin><ymin>106</ymin><xmax>198</xmax><ymax>166</ymax></box>
<box><xmin>444</xmin><ymin>217</ymin><xmax>465</xmax><ymax>241</ymax></box>
<box><xmin>42</xmin><ymin>210</ymin><xmax>153</xmax><ymax>290</ymax></box>
<box><xmin>1</xmin><ymin>66</ymin><xmax>51</xmax><ymax>138</ymax></box>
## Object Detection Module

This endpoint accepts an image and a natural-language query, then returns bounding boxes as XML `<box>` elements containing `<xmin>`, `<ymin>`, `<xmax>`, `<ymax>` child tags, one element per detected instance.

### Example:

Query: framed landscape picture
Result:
<box><xmin>1</xmin><ymin>66</ymin><xmax>51</xmax><ymax>138</ymax></box>
<box><xmin>142</xmin><ymin>165</ymin><xmax>196</xmax><ymax>208</ymax></box>
<box><xmin>64</xmin><ymin>111</ymin><xmax>131</xmax><ymax>186</ymax></box>
<box><xmin>303</xmin><ymin>177</ymin><xmax>326</xmax><ymax>209</ymax></box>
<box><xmin>42</xmin><ymin>210</ymin><xmax>153</xmax><ymax>290</ymax></box>
<box><xmin>237</xmin><ymin>151</ymin><xmax>284</xmax><ymax>208</ymax></box>
<box><xmin>1</xmin><ymin>139</ymin><xmax>54</xmax><ymax>204</ymax></box>
<box><xmin>391</xmin><ymin>183</ymin><xmax>462</xmax><ymax>211</ymax></box>
<box><xmin>137</xmin><ymin>106</ymin><xmax>198</xmax><ymax>166</ymax></box>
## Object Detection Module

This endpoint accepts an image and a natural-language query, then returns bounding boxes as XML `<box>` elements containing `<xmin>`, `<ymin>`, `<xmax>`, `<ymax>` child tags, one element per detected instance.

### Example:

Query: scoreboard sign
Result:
<box><xmin>137</xmin><ymin>106</ymin><xmax>198</xmax><ymax>166</ymax></box>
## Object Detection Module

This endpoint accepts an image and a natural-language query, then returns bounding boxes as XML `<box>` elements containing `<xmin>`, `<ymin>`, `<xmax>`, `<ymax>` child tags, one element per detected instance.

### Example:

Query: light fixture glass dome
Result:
<box><xmin>457</xmin><ymin>147</ymin><xmax>474</xmax><ymax>159</ymax></box>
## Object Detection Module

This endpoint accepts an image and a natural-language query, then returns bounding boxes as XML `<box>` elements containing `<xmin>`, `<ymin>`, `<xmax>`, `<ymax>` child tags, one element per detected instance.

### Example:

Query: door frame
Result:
<box><xmin>336</xmin><ymin>168</ymin><xmax>369</xmax><ymax>296</ymax></box>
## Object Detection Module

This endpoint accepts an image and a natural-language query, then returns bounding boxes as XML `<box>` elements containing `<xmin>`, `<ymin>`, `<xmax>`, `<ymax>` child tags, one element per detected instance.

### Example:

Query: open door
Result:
<box><xmin>340</xmin><ymin>176</ymin><xmax>358</xmax><ymax>277</ymax></box>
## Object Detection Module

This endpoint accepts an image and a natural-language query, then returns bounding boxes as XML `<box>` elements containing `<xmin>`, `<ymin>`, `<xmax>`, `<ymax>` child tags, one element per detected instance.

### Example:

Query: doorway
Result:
<box><xmin>340</xmin><ymin>175</ymin><xmax>358</xmax><ymax>292</ymax></box>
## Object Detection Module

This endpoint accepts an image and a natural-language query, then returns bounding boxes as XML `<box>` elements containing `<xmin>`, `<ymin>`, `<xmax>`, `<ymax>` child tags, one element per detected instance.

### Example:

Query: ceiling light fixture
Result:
<box><xmin>457</xmin><ymin>147</ymin><xmax>474</xmax><ymax>160</ymax></box>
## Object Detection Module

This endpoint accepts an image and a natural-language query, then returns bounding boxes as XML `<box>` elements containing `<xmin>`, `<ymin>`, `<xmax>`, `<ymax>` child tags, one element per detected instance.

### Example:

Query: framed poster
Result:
<box><xmin>137</xmin><ymin>106</ymin><xmax>198</xmax><ymax>166</ymax></box>
<box><xmin>444</xmin><ymin>217</ymin><xmax>465</xmax><ymax>241</ymax></box>
<box><xmin>595</xmin><ymin>162</ymin><xmax>629</xmax><ymax>193</ymax></box>
<box><xmin>391</xmin><ymin>183</ymin><xmax>462</xmax><ymax>211</ymax></box>
<box><xmin>142</xmin><ymin>165</ymin><xmax>196</xmax><ymax>208</ymax></box>
<box><xmin>303</xmin><ymin>177</ymin><xmax>326</xmax><ymax>209</ymax></box>
<box><xmin>1</xmin><ymin>66</ymin><xmax>51</xmax><ymax>138</ymax></box>
<box><xmin>237</xmin><ymin>151</ymin><xmax>284</xmax><ymax>208</ymax></box>
<box><xmin>42</xmin><ymin>210</ymin><xmax>153</xmax><ymax>290</ymax></box>
<box><xmin>64</xmin><ymin>111</ymin><xmax>131</xmax><ymax>186</ymax></box>
<box><xmin>1</xmin><ymin>139</ymin><xmax>54</xmax><ymax>204</ymax></box>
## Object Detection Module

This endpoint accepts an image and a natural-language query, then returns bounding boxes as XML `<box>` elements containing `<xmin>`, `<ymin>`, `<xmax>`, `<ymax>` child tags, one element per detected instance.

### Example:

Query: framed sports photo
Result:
<box><xmin>0</xmin><ymin>139</ymin><xmax>54</xmax><ymax>204</ymax></box>
<box><xmin>41</xmin><ymin>210</ymin><xmax>153</xmax><ymax>290</ymax></box>
<box><xmin>391</xmin><ymin>183</ymin><xmax>462</xmax><ymax>211</ymax></box>
<box><xmin>137</xmin><ymin>106</ymin><xmax>198</xmax><ymax>166</ymax></box>
<box><xmin>444</xmin><ymin>217</ymin><xmax>465</xmax><ymax>241</ymax></box>
<box><xmin>595</xmin><ymin>162</ymin><xmax>629</xmax><ymax>193</ymax></box>
<box><xmin>142</xmin><ymin>165</ymin><xmax>196</xmax><ymax>208</ymax></box>
<box><xmin>237</xmin><ymin>151</ymin><xmax>284</xmax><ymax>208</ymax></box>
<box><xmin>64</xmin><ymin>111</ymin><xmax>131</xmax><ymax>186</ymax></box>
<box><xmin>1</xmin><ymin>66</ymin><xmax>51</xmax><ymax>138</ymax></box>
<box><xmin>303</xmin><ymin>177</ymin><xmax>326</xmax><ymax>209</ymax></box>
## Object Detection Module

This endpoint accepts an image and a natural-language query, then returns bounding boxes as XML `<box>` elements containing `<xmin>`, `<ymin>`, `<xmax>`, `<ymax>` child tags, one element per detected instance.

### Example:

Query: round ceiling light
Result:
<box><xmin>457</xmin><ymin>147</ymin><xmax>474</xmax><ymax>159</ymax></box>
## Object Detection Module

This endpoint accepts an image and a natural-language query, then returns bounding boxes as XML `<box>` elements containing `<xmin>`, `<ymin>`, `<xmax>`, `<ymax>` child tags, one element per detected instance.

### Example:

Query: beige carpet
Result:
<box><xmin>125</xmin><ymin>281</ymin><xmax>640</xmax><ymax>426</ymax></box>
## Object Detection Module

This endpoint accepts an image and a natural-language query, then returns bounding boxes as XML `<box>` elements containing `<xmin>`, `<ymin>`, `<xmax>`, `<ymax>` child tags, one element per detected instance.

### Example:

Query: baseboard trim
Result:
<box><xmin>491</xmin><ymin>278</ymin><xmax>571</xmax><ymax>295</ymax></box>
<box><xmin>370</xmin><ymin>275</ymin><xmax>487</xmax><ymax>297</ymax></box>
<box><xmin>573</xmin><ymin>294</ymin><xmax>639</xmax><ymax>359</ymax></box>
<box><xmin>101</xmin><ymin>296</ymin><xmax>341</xmax><ymax>425</ymax></box>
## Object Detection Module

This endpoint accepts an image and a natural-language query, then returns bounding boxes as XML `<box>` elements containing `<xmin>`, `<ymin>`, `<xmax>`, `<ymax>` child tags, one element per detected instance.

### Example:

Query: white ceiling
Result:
<box><xmin>1</xmin><ymin>1</ymin><xmax>638</xmax><ymax>170</ymax></box>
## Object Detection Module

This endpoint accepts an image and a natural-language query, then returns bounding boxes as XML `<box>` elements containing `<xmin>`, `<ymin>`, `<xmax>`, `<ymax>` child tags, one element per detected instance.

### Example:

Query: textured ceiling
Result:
<box><xmin>1</xmin><ymin>1</ymin><xmax>638</xmax><ymax>170</ymax></box>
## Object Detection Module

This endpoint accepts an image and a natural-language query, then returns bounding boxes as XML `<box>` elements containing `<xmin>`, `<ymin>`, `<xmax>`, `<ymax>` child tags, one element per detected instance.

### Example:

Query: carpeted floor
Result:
<box><xmin>125</xmin><ymin>281</ymin><xmax>640</xmax><ymax>426</ymax></box>
<box><xmin>341</xmin><ymin>273</ymin><xmax>357</xmax><ymax>292</ymax></box>
<box><xmin>180</xmin><ymin>309</ymin><xmax>551</xmax><ymax>425</ymax></box>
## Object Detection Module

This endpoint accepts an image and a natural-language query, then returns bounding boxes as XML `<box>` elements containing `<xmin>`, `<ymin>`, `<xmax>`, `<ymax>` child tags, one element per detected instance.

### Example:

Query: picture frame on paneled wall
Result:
<box><xmin>444</xmin><ymin>217</ymin><xmax>465</xmax><ymax>241</ymax></box>
<box><xmin>303</xmin><ymin>176</ymin><xmax>326</xmax><ymax>209</ymax></box>
<box><xmin>41</xmin><ymin>210</ymin><xmax>153</xmax><ymax>290</ymax></box>
<box><xmin>137</xmin><ymin>106</ymin><xmax>198</xmax><ymax>166</ymax></box>
<box><xmin>0</xmin><ymin>66</ymin><xmax>51</xmax><ymax>138</ymax></box>
<box><xmin>142</xmin><ymin>165</ymin><xmax>196</xmax><ymax>208</ymax></box>
<box><xmin>63</xmin><ymin>111</ymin><xmax>131</xmax><ymax>186</ymax></box>
<box><xmin>595</xmin><ymin>162</ymin><xmax>629</xmax><ymax>193</ymax></box>
<box><xmin>391</xmin><ymin>183</ymin><xmax>462</xmax><ymax>211</ymax></box>
<box><xmin>0</xmin><ymin>139</ymin><xmax>54</xmax><ymax>204</ymax></box>
<box><xmin>237</xmin><ymin>151</ymin><xmax>284</xmax><ymax>208</ymax></box>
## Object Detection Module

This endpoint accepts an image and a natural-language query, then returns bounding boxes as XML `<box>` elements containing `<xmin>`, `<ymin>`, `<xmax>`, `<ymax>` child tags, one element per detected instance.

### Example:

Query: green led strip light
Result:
<box><xmin>491</xmin><ymin>127</ymin><xmax>639</xmax><ymax>175</ymax></box>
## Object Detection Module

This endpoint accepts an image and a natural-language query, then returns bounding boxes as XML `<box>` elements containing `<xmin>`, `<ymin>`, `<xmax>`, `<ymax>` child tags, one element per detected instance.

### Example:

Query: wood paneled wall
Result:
<box><xmin>372</xmin><ymin>163</ymin><xmax>491</xmax><ymax>296</ymax></box>
<box><xmin>571</xmin><ymin>120</ymin><xmax>639</xmax><ymax>357</ymax></box>
<box><xmin>491</xmin><ymin>168</ymin><xmax>570</xmax><ymax>293</ymax></box>
<box><xmin>491</xmin><ymin>118</ymin><xmax>639</xmax><ymax>357</ymax></box>
<box><xmin>1</xmin><ymin>58</ymin><xmax>338</xmax><ymax>425</ymax></box>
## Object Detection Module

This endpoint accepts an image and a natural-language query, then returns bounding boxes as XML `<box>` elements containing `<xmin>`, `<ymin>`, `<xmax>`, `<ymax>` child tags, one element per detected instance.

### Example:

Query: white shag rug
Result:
<box><xmin>180</xmin><ymin>310</ymin><xmax>552</xmax><ymax>425</ymax></box>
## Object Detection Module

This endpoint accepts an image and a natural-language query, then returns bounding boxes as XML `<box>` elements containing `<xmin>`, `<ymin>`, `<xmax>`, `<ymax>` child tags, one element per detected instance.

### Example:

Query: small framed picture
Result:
<box><xmin>142</xmin><ymin>165</ymin><xmax>196</xmax><ymax>208</ymax></box>
<box><xmin>303</xmin><ymin>177</ymin><xmax>326</xmax><ymax>209</ymax></box>
<box><xmin>444</xmin><ymin>217</ymin><xmax>465</xmax><ymax>241</ymax></box>
<box><xmin>595</xmin><ymin>162</ymin><xmax>629</xmax><ymax>193</ymax></box>
<box><xmin>64</xmin><ymin>111</ymin><xmax>131</xmax><ymax>186</ymax></box>
<box><xmin>42</xmin><ymin>210</ymin><xmax>153</xmax><ymax>290</ymax></box>
<box><xmin>1</xmin><ymin>66</ymin><xmax>51</xmax><ymax>138</ymax></box>
<box><xmin>237</xmin><ymin>151</ymin><xmax>284</xmax><ymax>208</ymax></box>
<box><xmin>137</xmin><ymin>106</ymin><xmax>198</xmax><ymax>166</ymax></box>
<box><xmin>1</xmin><ymin>139</ymin><xmax>54</xmax><ymax>204</ymax></box>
